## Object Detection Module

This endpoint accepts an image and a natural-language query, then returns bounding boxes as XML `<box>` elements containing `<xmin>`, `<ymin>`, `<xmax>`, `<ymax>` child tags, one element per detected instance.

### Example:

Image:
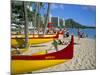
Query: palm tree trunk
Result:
<box><xmin>37</xmin><ymin>3</ymin><xmax>40</xmax><ymax>35</ymax></box>
<box><xmin>37</xmin><ymin>3</ymin><xmax>44</xmax><ymax>35</ymax></box>
<box><xmin>33</xmin><ymin>3</ymin><xmax>38</xmax><ymax>34</ymax></box>
<box><xmin>23</xmin><ymin>2</ymin><xmax>29</xmax><ymax>48</ymax></box>
<box><xmin>43</xmin><ymin>3</ymin><xmax>51</xmax><ymax>35</ymax></box>
<box><xmin>28</xmin><ymin>2</ymin><xmax>35</xmax><ymax>34</ymax></box>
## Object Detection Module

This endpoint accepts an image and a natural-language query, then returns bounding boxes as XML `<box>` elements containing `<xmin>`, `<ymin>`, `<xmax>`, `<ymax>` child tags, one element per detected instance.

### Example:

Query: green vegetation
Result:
<box><xmin>65</xmin><ymin>19</ymin><xmax>95</xmax><ymax>29</ymax></box>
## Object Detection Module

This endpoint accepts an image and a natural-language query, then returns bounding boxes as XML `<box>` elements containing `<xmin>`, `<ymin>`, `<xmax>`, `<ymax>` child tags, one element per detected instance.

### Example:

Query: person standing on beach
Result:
<box><xmin>78</xmin><ymin>28</ymin><xmax>80</xmax><ymax>40</ymax></box>
<box><xmin>66</xmin><ymin>30</ymin><xmax>69</xmax><ymax>37</ymax></box>
<box><xmin>52</xmin><ymin>39</ymin><xmax>58</xmax><ymax>51</ymax></box>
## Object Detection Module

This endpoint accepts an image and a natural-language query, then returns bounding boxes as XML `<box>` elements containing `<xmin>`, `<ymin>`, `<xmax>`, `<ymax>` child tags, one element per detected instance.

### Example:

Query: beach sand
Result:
<box><xmin>32</xmin><ymin>36</ymin><xmax>96</xmax><ymax>73</ymax></box>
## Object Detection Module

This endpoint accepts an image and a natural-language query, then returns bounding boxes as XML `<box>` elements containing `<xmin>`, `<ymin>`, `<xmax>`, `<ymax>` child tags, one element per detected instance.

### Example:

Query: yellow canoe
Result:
<box><xmin>11</xmin><ymin>60</ymin><xmax>69</xmax><ymax>74</ymax></box>
<box><xmin>11</xmin><ymin>35</ymin><xmax>74</xmax><ymax>74</ymax></box>
<box><xmin>11</xmin><ymin>34</ymin><xmax>58</xmax><ymax>48</ymax></box>
<box><xmin>12</xmin><ymin>34</ymin><xmax>57</xmax><ymax>38</ymax></box>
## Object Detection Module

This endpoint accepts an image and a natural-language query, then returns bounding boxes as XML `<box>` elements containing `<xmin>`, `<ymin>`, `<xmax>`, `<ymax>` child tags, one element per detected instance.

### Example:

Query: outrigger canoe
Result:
<box><xmin>11</xmin><ymin>33</ymin><xmax>59</xmax><ymax>48</ymax></box>
<box><xmin>12</xmin><ymin>33</ymin><xmax>57</xmax><ymax>38</ymax></box>
<box><xmin>11</xmin><ymin>35</ymin><xmax>74</xmax><ymax>74</ymax></box>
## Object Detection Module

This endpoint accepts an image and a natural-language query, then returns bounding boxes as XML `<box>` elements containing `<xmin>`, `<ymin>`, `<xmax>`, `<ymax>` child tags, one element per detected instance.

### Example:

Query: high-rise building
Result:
<box><xmin>50</xmin><ymin>17</ymin><xmax>65</xmax><ymax>27</ymax></box>
<box><xmin>59</xmin><ymin>18</ymin><xmax>63</xmax><ymax>27</ymax></box>
<box><xmin>51</xmin><ymin>17</ymin><xmax>59</xmax><ymax>27</ymax></box>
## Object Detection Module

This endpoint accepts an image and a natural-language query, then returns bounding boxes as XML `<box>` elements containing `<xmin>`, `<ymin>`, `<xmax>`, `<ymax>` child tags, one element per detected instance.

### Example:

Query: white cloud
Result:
<box><xmin>81</xmin><ymin>6</ymin><xmax>96</xmax><ymax>12</ymax></box>
<box><xmin>59</xmin><ymin>5</ymin><xmax>64</xmax><ymax>10</ymax></box>
<box><xmin>51</xmin><ymin>4</ymin><xmax>64</xmax><ymax>10</ymax></box>
<box><xmin>51</xmin><ymin>4</ymin><xmax>58</xmax><ymax>9</ymax></box>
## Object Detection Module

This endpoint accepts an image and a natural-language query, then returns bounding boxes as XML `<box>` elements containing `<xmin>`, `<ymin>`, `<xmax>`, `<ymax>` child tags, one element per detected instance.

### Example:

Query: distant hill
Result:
<box><xmin>65</xmin><ymin>19</ymin><xmax>95</xmax><ymax>29</ymax></box>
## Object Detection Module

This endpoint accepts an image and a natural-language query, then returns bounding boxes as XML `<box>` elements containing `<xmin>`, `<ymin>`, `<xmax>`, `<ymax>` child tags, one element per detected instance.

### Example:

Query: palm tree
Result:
<box><xmin>23</xmin><ymin>1</ymin><xmax>29</xmax><ymax>48</ymax></box>
<box><xmin>11</xmin><ymin>1</ymin><xmax>24</xmax><ymax>33</ymax></box>
<box><xmin>33</xmin><ymin>3</ymin><xmax>38</xmax><ymax>34</ymax></box>
<box><xmin>32</xmin><ymin>2</ymin><xmax>44</xmax><ymax>34</ymax></box>
<box><xmin>43</xmin><ymin>3</ymin><xmax>51</xmax><ymax>35</ymax></box>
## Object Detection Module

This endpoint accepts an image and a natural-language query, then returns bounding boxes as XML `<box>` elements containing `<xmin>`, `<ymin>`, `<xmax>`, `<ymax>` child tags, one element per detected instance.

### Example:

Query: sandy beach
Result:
<box><xmin>11</xmin><ymin>1</ymin><xmax>96</xmax><ymax>74</ymax></box>
<box><xmin>32</xmin><ymin>36</ymin><xmax>96</xmax><ymax>73</ymax></box>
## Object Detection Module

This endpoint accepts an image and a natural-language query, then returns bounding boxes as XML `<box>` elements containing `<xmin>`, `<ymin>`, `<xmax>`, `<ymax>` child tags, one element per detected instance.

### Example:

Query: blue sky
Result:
<box><xmin>32</xmin><ymin>3</ymin><xmax>96</xmax><ymax>26</ymax></box>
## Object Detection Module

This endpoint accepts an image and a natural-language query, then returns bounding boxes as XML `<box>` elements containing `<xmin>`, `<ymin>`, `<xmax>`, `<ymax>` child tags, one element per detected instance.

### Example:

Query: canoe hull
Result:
<box><xmin>12</xmin><ymin>34</ymin><xmax>57</xmax><ymax>38</ymax></box>
<box><xmin>11</xmin><ymin>34</ymin><xmax>58</xmax><ymax>47</ymax></box>
<box><xmin>11</xmin><ymin>60</ymin><xmax>69</xmax><ymax>74</ymax></box>
<box><xmin>11</xmin><ymin>35</ymin><xmax>74</xmax><ymax>74</ymax></box>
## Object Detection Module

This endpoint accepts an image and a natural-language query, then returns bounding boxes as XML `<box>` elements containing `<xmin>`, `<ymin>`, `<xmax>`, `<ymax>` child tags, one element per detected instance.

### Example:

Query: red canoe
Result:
<box><xmin>12</xmin><ymin>35</ymin><xmax>74</xmax><ymax>60</ymax></box>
